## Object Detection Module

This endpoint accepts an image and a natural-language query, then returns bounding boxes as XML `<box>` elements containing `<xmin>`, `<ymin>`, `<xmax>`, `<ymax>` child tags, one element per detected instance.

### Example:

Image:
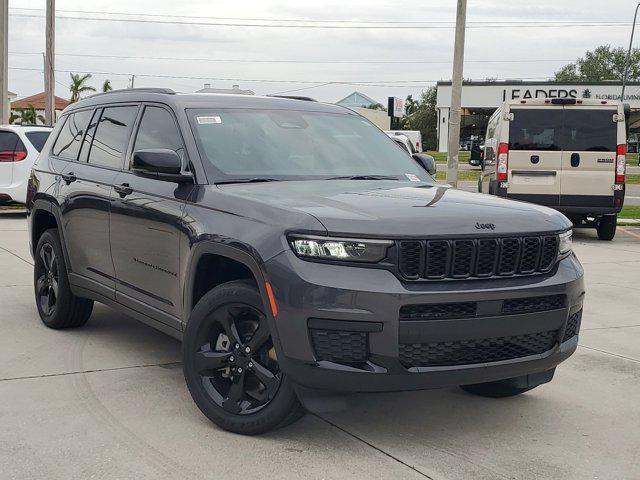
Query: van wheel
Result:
<box><xmin>183</xmin><ymin>280</ymin><xmax>304</xmax><ymax>435</ymax></box>
<box><xmin>596</xmin><ymin>215</ymin><xmax>617</xmax><ymax>241</ymax></box>
<box><xmin>34</xmin><ymin>229</ymin><xmax>93</xmax><ymax>328</ymax></box>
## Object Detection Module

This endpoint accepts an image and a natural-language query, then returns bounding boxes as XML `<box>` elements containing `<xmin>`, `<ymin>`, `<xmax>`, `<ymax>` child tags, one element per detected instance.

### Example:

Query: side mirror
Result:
<box><xmin>412</xmin><ymin>153</ymin><xmax>437</xmax><ymax>177</ymax></box>
<box><xmin>132</xmin><ymin>149</ymin><xmax>192</xmax><ymax>183</ymax></box>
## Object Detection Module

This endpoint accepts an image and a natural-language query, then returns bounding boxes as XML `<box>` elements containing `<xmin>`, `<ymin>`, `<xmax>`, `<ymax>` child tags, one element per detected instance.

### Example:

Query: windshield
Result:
<box><xmin>188</xmin><ymin>109</ymin><xmax>432</xmax><ymax>183</ymax></box>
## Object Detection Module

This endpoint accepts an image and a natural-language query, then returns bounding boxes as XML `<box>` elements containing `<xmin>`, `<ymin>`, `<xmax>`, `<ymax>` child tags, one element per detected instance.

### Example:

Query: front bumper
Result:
<box><xmin>264</xmin><ymin>250</ymin><xmax>584</xmax><ymax>393</ymax></box>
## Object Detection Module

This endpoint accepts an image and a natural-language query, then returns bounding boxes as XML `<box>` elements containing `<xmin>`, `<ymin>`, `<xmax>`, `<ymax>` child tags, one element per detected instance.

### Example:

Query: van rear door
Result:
<box><xmin>560</xmin><ymin>106</ymin><xmax>617</xmax><ymax>207</ymax></box>
<box><xmin>507</xmin><ymin>107</ymin><xmax>563</xmax><ymax>206</ymax></box>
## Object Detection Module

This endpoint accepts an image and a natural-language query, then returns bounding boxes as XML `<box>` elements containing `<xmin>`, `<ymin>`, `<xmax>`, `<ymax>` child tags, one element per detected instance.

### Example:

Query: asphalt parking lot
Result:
<box><xmin>1</xmin><ymin>212</ymin><xmax>639</xmax><ymax>480</ymax></box>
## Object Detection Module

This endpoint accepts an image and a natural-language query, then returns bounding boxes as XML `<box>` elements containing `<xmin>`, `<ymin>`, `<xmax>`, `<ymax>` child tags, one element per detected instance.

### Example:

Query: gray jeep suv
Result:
<box><xmin>27</xmin><ymin>89</ymin><xmax>584</xmax><ymax>434</ymax></box>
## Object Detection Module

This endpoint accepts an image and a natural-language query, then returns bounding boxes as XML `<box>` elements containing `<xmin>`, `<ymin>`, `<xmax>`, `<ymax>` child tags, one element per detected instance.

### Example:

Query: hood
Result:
<box><xmin>219</xmin><ymin>180</ymin><xmax>571</xmax><ymax>237</ymax></box>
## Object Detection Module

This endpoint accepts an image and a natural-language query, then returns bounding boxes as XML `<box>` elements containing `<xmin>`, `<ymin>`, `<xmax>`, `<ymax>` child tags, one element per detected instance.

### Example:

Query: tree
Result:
<box><xmin>404</xmin><ymin>95</ymin><xmax>420</xmax><ymax>116</ymax></box>
<box><xmin>363</xmin><ymin>102</ymin><xmax>386</xmax><ymax>111</ymax></box>
<box><xmin>69</xmin><ymin>73</ymin><xmax>96</xmax><ymax>103</ymax></box>
<box><xmin>400</xmin><ymin>86</ymin><xmax>438</xmax><ymax>150</ymax></box>
<box><xmin>554</xmin><ymin>45</ymin><xmax>640</xmax><ymax>82</ymax></box>
<box><xmin>102</xmin><ymin>79</ymin><xmax>113</xmax><ymax>93</ymax></box>
<box><xmin>10</xmin><ymin>104</ymin><xmax>45</xmax><ymax>125</ymax></box>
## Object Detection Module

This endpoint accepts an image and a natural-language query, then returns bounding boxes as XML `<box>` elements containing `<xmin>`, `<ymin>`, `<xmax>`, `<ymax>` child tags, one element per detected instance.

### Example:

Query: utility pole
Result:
<box><xmin>1</xmin><ymin>0</ymin><xmax>9</xmax><ymax>124</ymax></box>
<box><xmin>44</xmin><ymin>0</ymin><xmax>55</xmax><ymax>126</ymax></box>
<box><xmin>446</xmin><ymin>0</ymin><xmax>467</xmax><ymax>188</ymax></box>
<box><xmin>621</xmin><ymin>2</ymin><xmax>640</xmax><ymax>102</ymax></box>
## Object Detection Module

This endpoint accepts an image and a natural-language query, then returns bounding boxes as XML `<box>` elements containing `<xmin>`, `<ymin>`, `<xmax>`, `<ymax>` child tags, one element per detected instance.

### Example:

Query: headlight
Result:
<box><xmin>558</xmin><ymin>230</ymin><xmax>572</xmax><ymax>255</ymax></box>
<box><xmin>289</xmin><ymin>235</ymin><xmax>392</xmax><ymax>263</ymax></box>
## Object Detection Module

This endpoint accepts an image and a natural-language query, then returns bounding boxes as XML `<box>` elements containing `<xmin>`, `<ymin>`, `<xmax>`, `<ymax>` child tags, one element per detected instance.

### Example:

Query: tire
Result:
<box><xmin>460</xmin><ymin>381</ymin><xmax>536</xmax><ymax>398</ymax></box>
<box><xmin>596</xmin><ymin>214</ymin><xmax>617</xmax><ymax>241</ymax></box>
<box><xmin>34</xmin><ymin>228</ymin><xmax>93</xmax><ymax>329</ymax></box>
<box><xmin>183</xmin><ymin>280</ymin><xmax>304</xmax><ymax>435</ymax></box>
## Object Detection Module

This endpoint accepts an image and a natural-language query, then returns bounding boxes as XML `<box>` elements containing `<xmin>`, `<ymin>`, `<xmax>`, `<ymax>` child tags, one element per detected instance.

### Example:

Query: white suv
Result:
<box><xmin>0</xmin><ymin>125</ymin><xmax>52</xmax><ymax>204</ymax></box>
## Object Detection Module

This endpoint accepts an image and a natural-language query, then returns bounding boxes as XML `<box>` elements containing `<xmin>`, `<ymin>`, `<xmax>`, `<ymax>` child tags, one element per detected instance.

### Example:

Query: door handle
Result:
<box><xmin>61</xmin><ymin>172</ymin><xmax>77</xmax><ymax>185</ymax></box>
<box><xmin>570</xmin><ymin>153</ymin><xmax>580</xmax><ymax>167</ymax></box>
<box><xmin>114</xmin><ymin>183</ymin><xmax>133</xmax><ymax>198</ymax></box>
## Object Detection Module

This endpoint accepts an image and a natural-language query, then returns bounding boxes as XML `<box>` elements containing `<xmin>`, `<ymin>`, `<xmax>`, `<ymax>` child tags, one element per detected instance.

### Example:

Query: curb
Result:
<box><xmin>618</xmin><ymin>218</ymin><xmax>640</xmax><ymax>226</ymax></box>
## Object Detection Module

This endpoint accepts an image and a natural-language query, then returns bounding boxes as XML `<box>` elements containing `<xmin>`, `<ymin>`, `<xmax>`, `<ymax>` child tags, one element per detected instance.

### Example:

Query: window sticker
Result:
<box><xmin>197</xmin><ymin>116</ymin><xmax>222</xmax><ymax>125</ymax></box>
<box><xmin>405</xmin><ymin>173</ymin><xmax>421</xmax><ymax>182</ymax></box>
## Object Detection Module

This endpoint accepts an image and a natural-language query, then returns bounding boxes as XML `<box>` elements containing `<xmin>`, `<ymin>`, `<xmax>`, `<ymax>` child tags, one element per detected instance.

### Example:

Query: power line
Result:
<box><xmin>7</xmin><ymin>51</ymin><xmax>575</xmax><ymax>65</ymax></box>
<box><xmin>8</xmin><ymin>66</ymin><xmax>553</xmax><ymax>87</ymax></box>
<box><xmin>9</xmin><ymin>7</ymin><xmax>634</xmax><ymax>26</ymax></box>
<box><xmin>8</xmin><ymin>13</ymin><xmax>633</xmax><ymax>29</ymax></box>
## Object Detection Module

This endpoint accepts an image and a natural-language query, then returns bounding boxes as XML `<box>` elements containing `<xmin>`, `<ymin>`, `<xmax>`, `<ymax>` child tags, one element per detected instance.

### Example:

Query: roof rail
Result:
<box><xmin>87</xmin><ymin>88</ymin><xmax>176</xmax><ymax>99</ymax></box>
<box><xmin>267</xmin><ymin>94</ymin><xmax>317</xmax><ymax>102</ymax></box>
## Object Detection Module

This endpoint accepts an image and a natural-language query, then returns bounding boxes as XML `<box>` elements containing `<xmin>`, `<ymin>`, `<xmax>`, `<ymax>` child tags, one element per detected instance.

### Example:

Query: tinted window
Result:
<box><xmin>25</xmin><ymin>131</ymin><xmax>51</xmax><ymax>152</ymax></box>
<box><xmin>0</xmin><ymin>131</ymin><xmax>25</xmax><ymax>153</ymax></box>
<box><xmin>87</xmin><ymin>106</ymin><xmax>138</xmax><ymax>168</ymax></box>
<box><xmin>509</xmin><ymin>109</ymin><xmax>563</xmax><ymax>151</ymax></box>
<box><xmin>78</xmin><ymin>109</ymin><xmax>100</xmax><ymax>163</ymax></box>
<box><xmin>564</xmin><ymin>109</ymin><xmax>616</xmax><ymax>152</ymax></box>
<box><xmin>133</xmin><ymin>107</ymin><xmax>184</xmax><ymax>163</ymax></box>
<box><xmin>52</xmin><ymin>110</ymin><xmax>93</xmax><ymax>160</ymax></box>
<box><xmin>189</xmin><ymin>109</ymin><xmax>431</xmax><ymax>182</ymax></box>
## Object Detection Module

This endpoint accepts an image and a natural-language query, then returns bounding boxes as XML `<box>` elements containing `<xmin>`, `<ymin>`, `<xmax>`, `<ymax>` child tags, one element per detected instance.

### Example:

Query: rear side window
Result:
<box><xmin>52</xmin><ymin>110</ymin><xmax>93</xmax><ymax>160</ymax></box>
<box><xmin>0</xmin><ymin>131</ymin><xmax>26</xmax><ymax>161</ymax></box>
<box><xmin>25</xmin><ymin>131</ymin><xmax>51</xmax><ymax>152</ymax></box>
<box><xmin>87</xmin><ymin>106</ymin><xmax>138</xmax><ymax>169</ymax></box>
<box><xmin>133</xmin><ymin>106</ymin><xmax>185</xmax><ymax>162</ymax></box>
<box><xmin>509</xmin><ymin>109</ymin><xmax>563</xmax><ymax>151</ymax></box>
<box><xmin>564</xmin><ymin>109</ymin><xmax>616</xmax><ymax>152</ymax></box>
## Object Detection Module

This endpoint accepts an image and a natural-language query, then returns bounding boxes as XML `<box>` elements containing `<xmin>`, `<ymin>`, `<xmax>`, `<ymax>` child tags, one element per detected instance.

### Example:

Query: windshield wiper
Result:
<box><xmin>216</xmin><ymin>178</ymin><xmax>281</xmax><ymax>185</ymax></box>
<box><xmin>326</xmin><ymin>175</ymin><xmax>400</xmax><ymax>181</ymax></box>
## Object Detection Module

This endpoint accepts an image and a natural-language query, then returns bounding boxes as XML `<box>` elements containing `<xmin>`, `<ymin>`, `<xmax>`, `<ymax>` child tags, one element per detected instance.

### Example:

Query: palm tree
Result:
<box><xmin>102</xmin><ymin>79</ymin><xmax>113</xmax><ymax>93</ymax></box>
<box><xmin>69</xmin><ymin>73</ymin><xmax>96</xmax><ymax>103</ymax></box>
<box><xmin>10</xmin><ymin>104</ymin><xmax>45</xmax><ymax>125</ymax></box>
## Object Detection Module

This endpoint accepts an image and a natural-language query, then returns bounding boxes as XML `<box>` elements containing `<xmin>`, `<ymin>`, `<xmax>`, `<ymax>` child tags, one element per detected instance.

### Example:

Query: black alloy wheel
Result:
<box><xmin>33</xmin><ymin>228</ymin><xmax>93</xmax><ymax>329</ymax></box>
<box><xmin>194</xmin><ymin>303</ymin><xmax>282</xmax><ymax>415</ymax></box>
<box><xmin>35</xmin><ymin>241</ymin><xmax>59</xmax><ymax>317</ymax></box>
<box><xmin>183</xmin><ymin>280</ymin><xmax>304</xmax><ymax>434</ymax></box>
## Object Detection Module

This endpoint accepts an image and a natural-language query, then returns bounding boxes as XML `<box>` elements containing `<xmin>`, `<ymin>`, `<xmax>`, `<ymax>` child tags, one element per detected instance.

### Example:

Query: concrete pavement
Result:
<box><xmin>1</xmin><ymin>212</ymin><xmax>639</xmax><ymax>479</ymax></box>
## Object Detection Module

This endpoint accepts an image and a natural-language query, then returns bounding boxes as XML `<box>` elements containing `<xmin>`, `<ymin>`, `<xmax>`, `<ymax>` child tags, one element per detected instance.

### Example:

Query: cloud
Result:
<box><xmin>7</xmin><ymin>0</ymin><xmax>636</xmax><ymax>103</ymax></box>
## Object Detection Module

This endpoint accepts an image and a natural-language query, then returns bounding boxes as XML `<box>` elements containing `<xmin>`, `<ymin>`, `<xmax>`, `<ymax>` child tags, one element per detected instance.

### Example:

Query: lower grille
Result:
<box><xmin>399</xmin><ymin>330</ymin><xmax>558</xmax><ymax>367</ymax></box>
<box><xmin>502</xmin><ymin>295</ymin><xmax>565</xmax><ymax>314</ymax></box>
<box><xmin>562</xmin><ymin>310</ymin><xmax>582</xmax><ymax>342</ymax></box>
<box><xmin>400</xmin><ymin>302</ymin><xmax>477</xmax><ymax>321</ymax></box>
<box><xmin>310</xmin><ymin>329</ymin><xmax>368</xmax><ymax>364</ymax></box>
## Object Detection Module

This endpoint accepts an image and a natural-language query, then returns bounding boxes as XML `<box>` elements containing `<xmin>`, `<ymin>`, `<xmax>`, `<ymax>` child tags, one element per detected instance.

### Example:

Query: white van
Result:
<box><xmin>480</xmin><ymin>98</ymin><xmax>626</xmax><ymax>240</ymax></box>
<box><xmin>385</xmin><ymin>130</ymin><xmax>422</xmax><ymax>153</ymax></box>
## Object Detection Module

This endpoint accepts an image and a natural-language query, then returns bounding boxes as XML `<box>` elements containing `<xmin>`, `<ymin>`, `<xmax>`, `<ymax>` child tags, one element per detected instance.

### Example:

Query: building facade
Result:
<box><xmin>436</xmin><ymin>81</ymin><xmax>640</xmax><ymax>151</ymax></box>
<box><xmin>10</xmin><ymin>92</ymin><xmax>70</xmax><ymax>124</ymax></box>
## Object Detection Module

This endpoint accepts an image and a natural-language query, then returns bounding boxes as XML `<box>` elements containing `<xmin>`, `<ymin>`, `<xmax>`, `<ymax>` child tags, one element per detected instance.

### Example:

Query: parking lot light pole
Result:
<box><xmin>446</xmin><ymin>0</ymin><xmax>467</xmax><ymax>188</ymax></box>
<box><xmin>621</xmin><ymin>2</ymin><xmax>640</xmax><ymax>102</ymax></box>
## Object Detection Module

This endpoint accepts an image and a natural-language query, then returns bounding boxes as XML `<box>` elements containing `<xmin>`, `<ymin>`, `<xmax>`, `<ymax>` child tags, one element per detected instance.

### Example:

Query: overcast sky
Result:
<box><xmin>6</xmin><ymin>0</ymin><xmax>639</xmax><ymax>103</ymax></box>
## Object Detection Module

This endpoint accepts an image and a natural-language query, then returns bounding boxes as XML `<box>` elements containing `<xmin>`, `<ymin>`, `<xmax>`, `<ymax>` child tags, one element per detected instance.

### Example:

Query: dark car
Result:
<box><xmin>27</xmin><ymin>89</ymin><xmax>584</xmax><ymax>435</ymax></box>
